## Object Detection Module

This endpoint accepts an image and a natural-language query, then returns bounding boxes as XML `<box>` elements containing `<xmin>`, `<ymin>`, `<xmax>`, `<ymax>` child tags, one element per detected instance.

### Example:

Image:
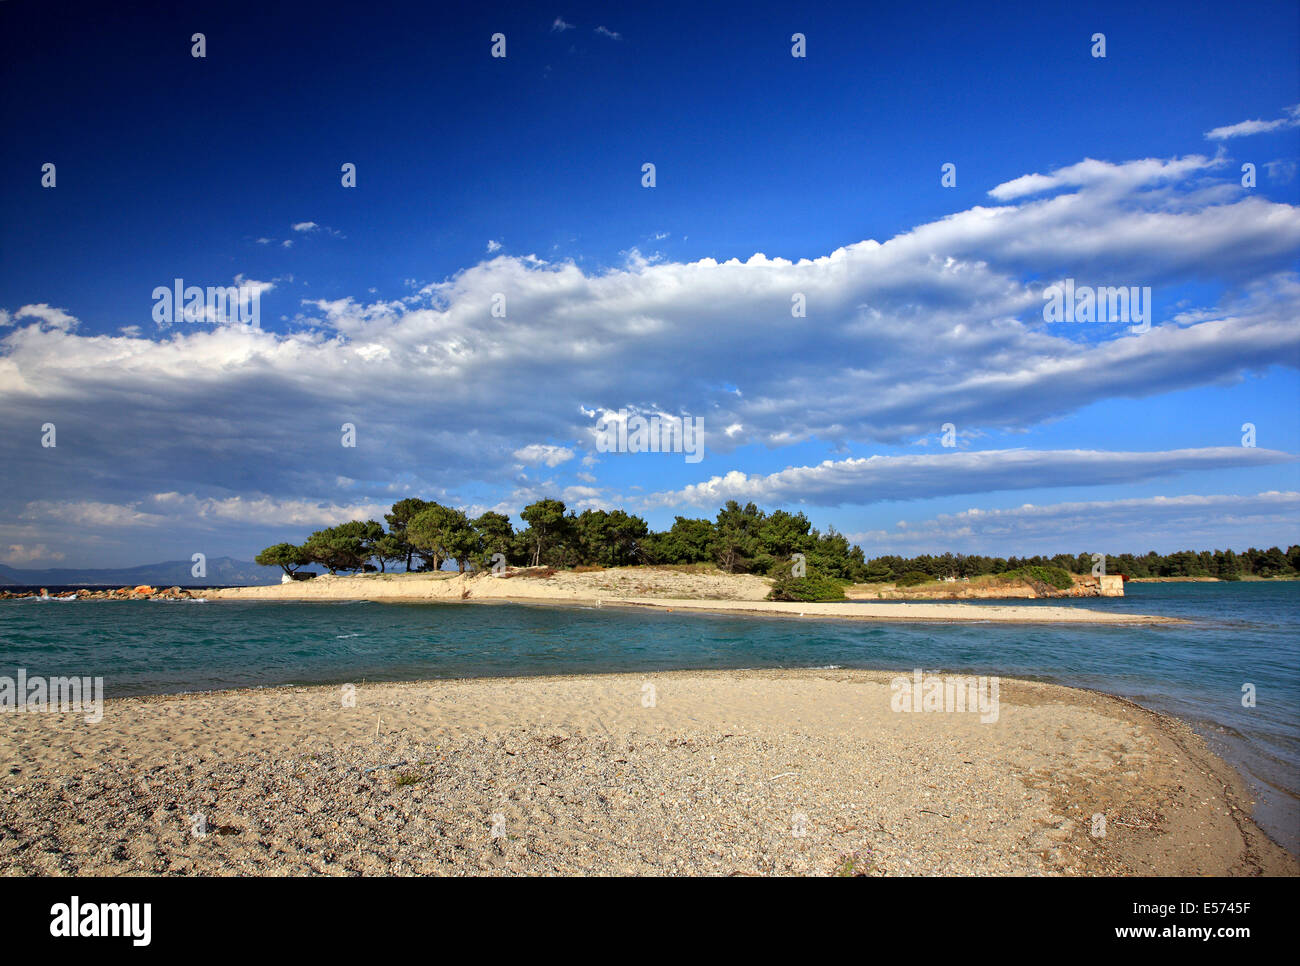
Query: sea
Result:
<box><xmin>1</xmin><ymin>580</ymin><xmax>1296</xmax><ymax>853</ymax></box>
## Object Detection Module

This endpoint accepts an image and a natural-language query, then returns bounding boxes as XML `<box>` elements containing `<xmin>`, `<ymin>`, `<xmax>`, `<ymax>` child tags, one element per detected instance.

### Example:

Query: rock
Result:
<box><xmin>133</xmin><ymin>585</ymin><xmax>155</xmax><ymax>595</ymax></box>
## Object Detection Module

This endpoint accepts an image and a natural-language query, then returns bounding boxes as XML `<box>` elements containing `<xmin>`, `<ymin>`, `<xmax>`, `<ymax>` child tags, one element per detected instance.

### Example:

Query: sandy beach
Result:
<box><xmin>204</xmin><ymin>568</ymin><xmax>1179</xmax><ymax>624</ymax></box>
<box><xmin>1</xmin><ymin>669</ymin><xmax>1290</xmax><ymax>876</ymax></box>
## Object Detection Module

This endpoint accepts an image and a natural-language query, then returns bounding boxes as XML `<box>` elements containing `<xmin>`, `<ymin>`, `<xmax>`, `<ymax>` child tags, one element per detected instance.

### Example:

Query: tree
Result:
<box><xmin>655</xmin><ymin>517</ymin><xmax>714</xmax><ymax>564</ymax></box>
<box><xmin>1217</xmin><ymin>548</ymin><xmax>1242</xmax><ymax>581</ymax></box>
<box><xmin>575</xmin><ymin>509</ymin><xmax>649</xmax><ymax>567</ymax></box>
<box><xmin>520</xmin><ymin>499</ymin><xmax>568</xmax><ymax>566</ymax></box>
<box><xmin>711</xmin><ymin>501</ymin><xmax>765</xmax><ymax>573</ymax></box>
<box><xmin>808</xmin><ymin>527</ymin><xmax>867</xmax><ymax>581</ymax></box>
<box><xmin>371</xmin><ymin>533</ymin><xmax>407</xmax><ymax>573</ymax></box>
<box><xmin>255</xmin><ymin>542</ymin><xmax>310</xmax><ymax>576</ymax></box>
<box><xmin>302</xmin><ymin>521</ymin><xmax>380</xmax><ymax>575</ymax></box>
<box><xmin>384</xmin><ymin>498</ymin><xmax>431</xmax><ymax>571</ymax></box>
<box><xmin>760</xmin><ymin>510</ymin><xmax>812</xmax><ymax>561</ymax></box>
<box><xmin>471</xmin><ymin>511</ymin><xmax>515</xmax><ymax>570</ymax></box>
<box><xmin>408</xmin><ymin>505</ymin><xmax>477</xmax><ymax>573</ymax></box>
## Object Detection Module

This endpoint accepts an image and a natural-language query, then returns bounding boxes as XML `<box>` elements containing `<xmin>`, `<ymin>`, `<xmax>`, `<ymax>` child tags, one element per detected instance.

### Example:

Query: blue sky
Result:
<box><xmin>1</xmin><ymin>0</ymin><xmax>1298</xmax><ymax>567</ymax></box>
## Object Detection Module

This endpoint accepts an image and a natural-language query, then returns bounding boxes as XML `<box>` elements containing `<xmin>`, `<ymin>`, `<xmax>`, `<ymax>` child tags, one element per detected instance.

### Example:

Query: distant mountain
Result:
<box><xmin>0</xmin><ymin>556</ymin><xmax>282</xmax><ymax>587</ymax></box>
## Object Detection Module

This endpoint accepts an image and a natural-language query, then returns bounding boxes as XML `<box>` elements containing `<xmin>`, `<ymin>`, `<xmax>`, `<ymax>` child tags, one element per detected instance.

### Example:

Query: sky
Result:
<box><xmin>1</xmin><ymin>0</ymin><xmax>1298</xmax><ymax>568</ymax></box>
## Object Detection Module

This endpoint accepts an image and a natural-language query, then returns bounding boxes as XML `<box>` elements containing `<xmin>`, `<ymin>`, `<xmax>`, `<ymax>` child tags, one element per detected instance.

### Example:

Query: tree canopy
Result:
<box><xmin>256</xmin><ymin>497</ymin><xmax>1300</xmax><ymax>585</ymax></box>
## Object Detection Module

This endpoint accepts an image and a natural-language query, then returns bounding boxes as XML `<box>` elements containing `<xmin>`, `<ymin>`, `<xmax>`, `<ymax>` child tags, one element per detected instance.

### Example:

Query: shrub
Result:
<box><xmin>1001</xmin><ymin>565</ymin><xmax>1073</xmax><ymax>591</ymax></box>
<box><xmin>894</xmin><ymin>570</ymin><xmax>934</xmax><ymax>587</ymax></box>
<box><xmin>767</xmin><ymin>571</ymin><xmax>848</xmax><ymax>602</ymax></box>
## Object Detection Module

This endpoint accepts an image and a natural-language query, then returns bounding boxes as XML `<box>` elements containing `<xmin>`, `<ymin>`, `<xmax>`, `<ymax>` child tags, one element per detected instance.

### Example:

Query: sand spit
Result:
<box><xmin>204</xmin><ymin>568</ymin><xmax>1179</xmax><ymax>624</ymax></box>
<box><xmin>0</xmin><ymin>670</ymin><xmax>1290</xmax><ymax>876</ymax></box>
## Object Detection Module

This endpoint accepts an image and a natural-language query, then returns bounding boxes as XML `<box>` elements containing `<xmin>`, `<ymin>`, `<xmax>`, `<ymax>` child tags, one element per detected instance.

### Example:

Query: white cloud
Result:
<box><xmin>988</xmin><ymin>155</ymin><xmax>1216</xmax><ymax>201</ymax></box>
<box><xmin>487</xmin><ymin>239</ymin><xmax>502</xmax><ymax>253</ymax></box>
<box><xmin>1205</xmin><ymin>104</ymin><xmax>1300</xmax><ymax>141</ymax></box>
<box><xmin>8</xmin><ymin>303</ymin><xmax>79</xmax><ymax>332</ymax></box>
<box><xmin>850</xmin><ymin>491</ymin><xmax>1300</xmax><ymax>555</ymax></box>
<box><xmin>642</xmin><ymin>448</ymin><xmax>1295</xmax><ymax>508</ymax></box>
<box><xmin>513</xmin><ymin>444</ymin><xmax>575</xmax><ymax>467</ymax></box>
<box><xmin>20</xmin><ymin>495</ymin><xmax>385</xmax><ymax>530</ymax></box>
<box><xmin>1264</xmin><ymin>160</ymin><xmax>1297</xmax><ymax>184</ymax></box>
<box><xmin>21</xmin><ymin>500</ymin><xmax>164</xmax><ymax>528</ymax></box>
<box><xmin>3</xmin><ymin>543</ymin><xmax>66</xmax><ymax>565</ymax></box>
<box><xmin>594</xmin><ymin>26</ymin><xmax>621</xmax><ymax>40</ymax></box>
<box><xmin>292</xmin><ymin>222</ymin><xmax>320</xmax><ymax>233</ymax></box>
<box><xmin>552</xmin><ymin>17</ymin><xmax>574</xmax><ymax>32</ymax></box>
<box><xmin>149</xmin><ymin>493</ymin><xmax>385</xmax><ymax>526</ymax></box>
<box><xmin>1</xmin><ymin>150</ymin><xmax>1297</xmax><ymax>532</ymax></box>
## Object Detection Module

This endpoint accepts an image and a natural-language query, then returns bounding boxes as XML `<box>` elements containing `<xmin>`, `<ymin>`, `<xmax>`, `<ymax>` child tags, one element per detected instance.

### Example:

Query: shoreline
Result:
<box><xmin>202</xmin><ymin>570</ymin><xmax>1182</xmax><ymax>624</ymax></box>
<box><xmin>1</xmin><ymin>668</ymin><xmax>1291</xmax><ymax>875</ymax></box>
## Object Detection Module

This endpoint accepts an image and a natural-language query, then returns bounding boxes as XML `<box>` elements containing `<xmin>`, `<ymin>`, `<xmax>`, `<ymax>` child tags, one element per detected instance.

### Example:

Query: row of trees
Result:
<box><xmin>860</xmin><ymin>547</ymin><xmax>1300</xmax><ymax>582</ymax></box>
<box><xmin>256</xmin><ymin>499</ymin><xmax>869</xmax><ymax>579</ymax></box>
<box><xmin>255</xmin><ymin>497</ymin><xmax>1300</xmax><ymax>583</ymax></box>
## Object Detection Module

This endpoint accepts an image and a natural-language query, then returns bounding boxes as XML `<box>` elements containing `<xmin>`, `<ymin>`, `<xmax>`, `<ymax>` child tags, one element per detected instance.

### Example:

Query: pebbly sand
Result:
<box><xmin>205</xmin><ymin>568</ymin><xmax>1180</xmax><ymax>624</ymax></box>
<box><xmin>0</xmin><ymin>669</ymin><xmax>1291</xmax><ymax>876</ymax></box>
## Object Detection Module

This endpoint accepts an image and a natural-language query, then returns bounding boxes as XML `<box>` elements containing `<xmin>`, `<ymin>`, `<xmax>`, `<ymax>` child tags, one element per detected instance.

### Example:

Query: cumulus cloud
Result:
<box><xmin>512</xmin><ymin>444</ymin><xmax>575</xmax><ymax>467</ymax></box>
<box><xmin>1</xmin><ymin>150</ymin><xmax>1298</xmax><ymax>548</ymax></box>
<box><xmin>292</xmin><ymin>221</ymin><xmax>320</xmax><ymax>233</ymax></box>
<box><xmin>594</xmin><ymin>26</ymin><xmax>621</xmax><ymax>40</ymax></box>
<box><xmin>551</xmin><ymin>17</ymin><xmax>574</xmax><ymax>32</ymax></box>
<box><xmin>1205</xmin><ymin>104</ymin><xmax>1300</xmax><ymax>141</ymax></box>
<box><xmin>7</xmin><ymin>303</ymin><xmax>79</xmax><ymax>332</ymax></box>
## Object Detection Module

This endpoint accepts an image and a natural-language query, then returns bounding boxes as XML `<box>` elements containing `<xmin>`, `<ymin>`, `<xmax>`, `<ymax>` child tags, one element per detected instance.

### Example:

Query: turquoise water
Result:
<box><xmin>2</xmin><ymin>582</ymin><xmax>1296</xmax><ymax>852</ymax></box>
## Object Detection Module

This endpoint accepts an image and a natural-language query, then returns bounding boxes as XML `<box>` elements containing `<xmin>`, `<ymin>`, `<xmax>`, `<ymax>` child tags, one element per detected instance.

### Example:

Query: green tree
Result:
<box><xmin>408</xmin><ymin>504</ymin><xmax>476</xmax><ymax>572</ymax></box>
<box><xmin>302</xmin><ymin>521</ymin><xmax>379</xmax><ymax>575</ymax></box>
<box><xmin>520</xmin><ymin>499</ymin><xmax>568</xmax><ymax>566</ymax></box>
<box><xmin>255</xmin><ymin>542</ymin><xmax>310</xmax><ymax>576</ymax></box>
<box><xmin>655</xmin><ymin>517</ymin><xmax>715</xmax><ymax>564</ymax></box>
<box><xmin>711</xmin><ymin>501</ymin><xmax>766</xmax><ymax>573</ymax></box>
<box><xmin>471</xmin><ymin>511</ymin><xmax>515</xmax><ymax>570</ymax></box>
<box><xmin>760</xmin><ymin>510</ymin><xmax>813</xmax><ymax>563</ymax></box>
<box><xmin>371</xmin><ymin>533</ymin><xmax>407</xmax><ymax>573</ymax></box>
<box><xmin>574</xmin><ymin>509</ymin><xmax>649</xmax><ymax>566</ymax></box>
<box><xmin>1217</xmin><ymin>548</ymin><xmax>1242</xmax><ymax>581</ymax></box>
<box><xmin>384</xmin><ymin>497</ymin><xmax>431</xmax><ymax>571</ymax></box>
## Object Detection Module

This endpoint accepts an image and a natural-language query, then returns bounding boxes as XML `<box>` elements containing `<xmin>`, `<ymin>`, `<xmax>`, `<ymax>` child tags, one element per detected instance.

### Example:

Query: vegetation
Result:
<box><xmin>254</xmin><ymin>542</ymin><xmax>310</xmax><ymax>576</ymax></box>
<box><xmin>256</xmin><ymin>497</ymin><xmax>1300</xmax><ymax>586</ymax></box>
<box><xmin>767</xmin><ymin>571</ymin><xmax>848</xmax><ymax>602</ymax></box>
<box><xmin>859</xmin><ymin>547</ymin><xmax>1300</xmax><ymax>582</ymax></box>
<box><xmin>258</xmin><ymin>499</ymin><xmax>867</xmax><ymax>579</ymax></box>
<box><xmin>999</xmin><ymin>565</ymin><xmax>1073</xmax><ymax>591</ymax></box>
<box><xmin>894</xmin><ymin>570</ymin><xmax>935</xmax><ymax>588</ymax></box>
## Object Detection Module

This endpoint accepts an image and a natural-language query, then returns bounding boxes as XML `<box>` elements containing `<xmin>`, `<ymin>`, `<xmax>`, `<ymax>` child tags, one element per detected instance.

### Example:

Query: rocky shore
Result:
<box><xmin>0</xmin><ymin>585</ymin><xmax>200</xmax><ymax>601</ymax></box>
